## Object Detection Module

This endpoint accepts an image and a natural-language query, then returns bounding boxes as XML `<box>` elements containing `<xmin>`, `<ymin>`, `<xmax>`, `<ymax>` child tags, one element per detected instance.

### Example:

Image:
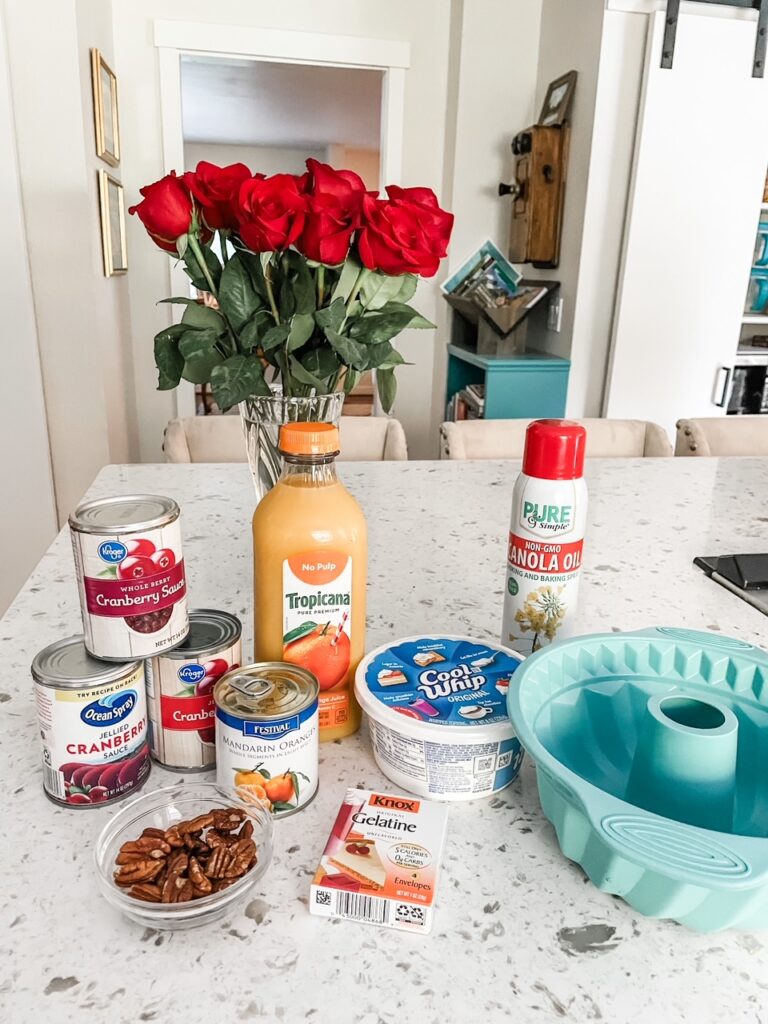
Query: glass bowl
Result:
<box><xmin>94</xmin><ymin>782</ymin><xmax>273</xmax><ymax>929</ymax></box>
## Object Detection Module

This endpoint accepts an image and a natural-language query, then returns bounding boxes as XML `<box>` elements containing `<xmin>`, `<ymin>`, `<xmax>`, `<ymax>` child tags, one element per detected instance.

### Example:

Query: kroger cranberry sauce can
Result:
<box><xmin>145</xmin><ymin>609</ymin><xmax>242</xmax><ymax>772</ymax></box>
<box><xmin>214</xmin><ymin>663</ymin><xmax>319</xmax><ymax>817</ymax></box>
<box><xmin>31</xmin><ymin>635</ymin><xmax>150</xmax><ymax>808</ymax></box>
<box><xmin>69</xmin><ymin>495</ymin><xmax>189</xmax><ymax>661</ymax></box>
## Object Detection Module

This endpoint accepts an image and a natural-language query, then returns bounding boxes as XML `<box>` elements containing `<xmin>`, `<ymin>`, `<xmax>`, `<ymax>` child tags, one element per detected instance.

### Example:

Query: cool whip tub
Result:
<box><xmin>355</xmin><ymin>635</ymin><xmax>525</xmax><ymax>801</ymax></box>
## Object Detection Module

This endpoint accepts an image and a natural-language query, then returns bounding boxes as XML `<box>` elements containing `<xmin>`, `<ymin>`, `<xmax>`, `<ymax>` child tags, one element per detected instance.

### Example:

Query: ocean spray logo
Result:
<box><xmin>80</xmin><ymin>690</ymin><xmax>137</xmax><ymax>727</ymax></box>
<box><xmin>178</xmin><ymin>664</ymin><xmax>206</xmax><ymax>685</ymax></box>
<box><xmin>98</xmin><ymin>541</ymin><xmax>127</xmax><ymax>563</ymax></box>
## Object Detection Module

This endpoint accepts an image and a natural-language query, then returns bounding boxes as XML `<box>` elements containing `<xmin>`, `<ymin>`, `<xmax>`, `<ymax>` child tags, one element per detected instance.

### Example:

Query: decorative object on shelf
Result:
<box><xmin>129</xmin><ymin>159</ymin><xmax>453</xmax><ymax>499</ymax></box>
<box><xmin>498</xmin><ymin>73</ymin><xmax>576</xmax><ymax>269</ymax></box>
<box><xmin>90</xmin><ymin>48</ymin><xmax>120</xmax><ymax>167</ymax></box>
<box><xmin>538</xmin><ymin>69</ymin><xmax>577</xmax><ymax>127</ymax></box>
<box><xmin>745</xmin><ymin>269</ymin><xmax>768</xmax><ymax>314</ymax></box>
<box><xmin>97</xmin><ymin>170</ymin><xmax>127</xmax><ymax>277</ymax></box>
<box><xmin>753</xmin><ymin>219</ymin><xmax>768</xmax><ymax>267</ymax></box>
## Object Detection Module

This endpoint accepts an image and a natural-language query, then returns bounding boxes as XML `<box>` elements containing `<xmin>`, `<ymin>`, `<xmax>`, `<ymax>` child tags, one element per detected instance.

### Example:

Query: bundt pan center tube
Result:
<box><xmin>506</xmin><ymin>627</ymin><xmax>768</xmax><ymax>932</ymax></box>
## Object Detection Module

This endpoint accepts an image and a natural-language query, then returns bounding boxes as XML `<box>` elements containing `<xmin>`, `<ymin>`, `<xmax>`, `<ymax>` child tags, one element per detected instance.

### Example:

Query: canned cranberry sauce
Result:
<box><xmin>145</xmin><ymin>609</ymin><xmax>242</xmax><ymax>772</ymax></box>
<box><xmin>69</xmin><ymin>495</ymin><xmax>189</xmax><ymax>662</ymax></box>
<box><xmin>31</xmin><ymin>636</ymin><xmax>150</xmax><ymax>807</ymax></box>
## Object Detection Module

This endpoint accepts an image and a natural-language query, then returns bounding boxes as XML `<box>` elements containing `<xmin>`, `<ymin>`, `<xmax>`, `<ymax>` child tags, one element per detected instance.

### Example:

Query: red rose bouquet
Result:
<box><xmin>130</xmin><ymin>158</ymin><xmax>453</xmax><ymax>412</ymax></box>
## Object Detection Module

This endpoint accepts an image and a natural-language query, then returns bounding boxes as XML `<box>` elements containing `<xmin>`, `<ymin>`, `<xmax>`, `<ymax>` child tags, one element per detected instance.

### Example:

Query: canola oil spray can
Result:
<box><xmin>501</xmin><ymin>420</ymin><xmax>588</xmax><ymax>656</ymax></box>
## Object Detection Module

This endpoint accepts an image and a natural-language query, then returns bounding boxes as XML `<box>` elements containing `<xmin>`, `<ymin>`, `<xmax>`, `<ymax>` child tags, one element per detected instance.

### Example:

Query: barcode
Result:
<box><xmin>336</xmin><ymin>891</ymin><xmax>389</xmax><ymax>925</ymax></box>
<box><xmin>43</xmin><ymin>764</ymin><xmax>65</xmax><ymax>799</ymax></box>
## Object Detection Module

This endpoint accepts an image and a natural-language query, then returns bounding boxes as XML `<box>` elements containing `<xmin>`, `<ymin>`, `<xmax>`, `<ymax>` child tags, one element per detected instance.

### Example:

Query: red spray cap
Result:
<box><xmin>522</xmin><ymin>419</ymin><xmax>586</xmax><ymax>480</ymax></box>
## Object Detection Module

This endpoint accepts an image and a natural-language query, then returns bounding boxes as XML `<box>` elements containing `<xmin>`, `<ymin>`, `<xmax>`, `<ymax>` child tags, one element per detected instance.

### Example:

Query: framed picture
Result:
<box><xmin>98</xmin><ymin>170</ymin><xmax>128</xmax><ymax>276</ymax></box>
<box><xmin>538</xmin><ymin>70</ymin><xmax>577</xmax><ymax>127</ymax></box>
<box><xmin>91</xmin><ymin>48</ymin><xmax>120</xmax><ymax>166</ymax></box>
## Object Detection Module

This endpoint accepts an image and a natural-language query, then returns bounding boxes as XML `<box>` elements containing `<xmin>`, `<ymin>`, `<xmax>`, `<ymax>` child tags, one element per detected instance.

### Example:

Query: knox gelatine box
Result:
<box><xmin>310</xmin><ymin>788</ymin><xmax>448</xmax><ymax>933</ymax></box>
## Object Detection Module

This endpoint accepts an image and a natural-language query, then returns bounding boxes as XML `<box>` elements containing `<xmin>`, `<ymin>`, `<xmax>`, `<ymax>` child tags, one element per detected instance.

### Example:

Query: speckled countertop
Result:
<box><xmin>2</xmin><ymin>458</ymin><xmax>768</xmax><ymax>1024</ymax></box>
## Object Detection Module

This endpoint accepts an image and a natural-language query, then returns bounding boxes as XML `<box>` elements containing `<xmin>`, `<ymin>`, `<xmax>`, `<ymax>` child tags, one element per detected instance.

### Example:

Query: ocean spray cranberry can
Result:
<box><xmin>31</xmin><ymin>635</ymin><xmax>150</xmax><ymax>807</ymax></box>
<box><xmin>145</xmin><ymin>609</ymin><xmax>242</xmax><ymax>771</ymax></box>
<box><xmin>214</xmin><ymin>663</ymin><xmax>319</xmax><ymax>817</ymax></box>
<box><xmin>69</xmin><ymin>495</ymin><xmax>189</xmax><ymax>661</ymax></box>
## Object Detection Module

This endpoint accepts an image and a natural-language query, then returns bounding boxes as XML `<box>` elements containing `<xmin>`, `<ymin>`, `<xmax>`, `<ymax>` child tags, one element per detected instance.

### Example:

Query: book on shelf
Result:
<box><xmin>447</xmin><ymin>384</ymin><xmax>485</xmax><ymax>422</ymax></box>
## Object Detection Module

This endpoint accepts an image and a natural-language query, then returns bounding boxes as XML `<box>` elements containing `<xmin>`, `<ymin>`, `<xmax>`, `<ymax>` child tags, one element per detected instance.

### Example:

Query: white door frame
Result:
<box><xmin>154</xmin><ymin>21</ymin><xmax>410</xmax><ymax>417</ymax></box>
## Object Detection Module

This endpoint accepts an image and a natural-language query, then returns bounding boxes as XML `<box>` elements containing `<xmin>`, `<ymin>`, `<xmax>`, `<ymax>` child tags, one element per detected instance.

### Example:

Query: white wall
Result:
<box><xmin>434</xmin><ymin>0</ymin><xmax>543</xmax><ymax>437</ymax></box>
<box><xmin>0</xmin><ymin>3</ymin><xmax>58</xmax><ymax>614</ymax></box>
<box><xmin>529</xmin><ymin>0</ymin><xmax>605</xmax><ymax>373</ymax></box>
<box><xmin>112</xmin><ymin>0</ymin><xmax>456</xmax><ymax>461</ymax></box>
<box><xmin>3</xmin><ymin>0</ymin><xmax>136</xmax><ymax>527</ymax></box>
<box><xmin>185</xmin><ymin>142</ymin><xmax>327</xmax><ymax>177</ymax></box>
<box><xmin>75</xmin><ymin>0</ymin><xmax>137</xmax><ymax>464</ymax></box>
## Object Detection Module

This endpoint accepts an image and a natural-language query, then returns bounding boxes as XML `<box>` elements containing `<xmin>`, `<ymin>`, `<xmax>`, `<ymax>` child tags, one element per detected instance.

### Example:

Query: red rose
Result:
<box><xmin>298</xmin><ymin>158</ymin><xmax>368</xmax><ymax>265</ymax></box>
<box><xmin>128</xmin><ymin>172</ymin><xmax>208</xmax><ymax>252</ymax></box>
<box><xmin>183</xmin><ymin>161</ymin><xmax>254</xmax><ymax>231</ymax></box>
<box><xmin>235</xmin><ymin>173</ymin><xmax>309</xmax><ymax>252</ymax></box>
<box><xmin>357</xmin><ymin>185</ymin><xmax>453</xmax><ymax>277</ymax></box>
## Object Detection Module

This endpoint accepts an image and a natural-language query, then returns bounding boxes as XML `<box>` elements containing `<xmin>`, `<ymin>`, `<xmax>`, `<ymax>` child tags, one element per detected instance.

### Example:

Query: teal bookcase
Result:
<box><xmin>446</xmin><ymin>343</ymin><xmax>570</xmax><ymax>420</ymax></box>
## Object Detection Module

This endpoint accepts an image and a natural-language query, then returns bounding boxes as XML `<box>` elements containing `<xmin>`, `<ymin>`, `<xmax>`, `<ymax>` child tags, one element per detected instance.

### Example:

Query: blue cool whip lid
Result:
<box><xmin>355</xmin><ymin>635</ymin><xmax>523</xmax><ymax>738</ymax></box>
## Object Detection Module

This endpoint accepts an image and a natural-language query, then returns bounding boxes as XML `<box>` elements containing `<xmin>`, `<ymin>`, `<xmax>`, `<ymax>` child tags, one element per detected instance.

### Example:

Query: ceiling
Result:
<box><xmin>180</xmin><ymin>56</ymin><xmax>382</xmax><ymax>149</ymax></box>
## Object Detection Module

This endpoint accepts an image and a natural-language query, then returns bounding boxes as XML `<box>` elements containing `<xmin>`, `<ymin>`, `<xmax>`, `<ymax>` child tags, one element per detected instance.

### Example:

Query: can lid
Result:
<box><xmin>214</xmin><ymin>663</ymin><xmax>318</xmax><ymax>720</ymax></box>
<box><xmin>69</xmin><ymin>494</ymin><xmax>179</xmax><ymax>534</ymax></box>
<box><xmin>522</xmin><ymin>420</ymin><xmax>586</xmax><ymax>480</ymax></box>
<box><xmin>161</xmin><ymin>609</ymin><xmax>241</xmax><ymax>659</ymax></box>
<box><xmin>278</xmin><ymin>422</ymin><xmax>340</xmax><ymax>457</ymax></box>
<box><xmin>31</xmin><ymin>635</ymin><xmax>141</xmax><ymax>688</ymax></box>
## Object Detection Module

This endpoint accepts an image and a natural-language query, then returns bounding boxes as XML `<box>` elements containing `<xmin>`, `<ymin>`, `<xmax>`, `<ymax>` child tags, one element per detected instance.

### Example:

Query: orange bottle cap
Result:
<box><xmin>279</xmin><ymin>422</ymin><xmax>340</xmax><ymax>456</ymax></box>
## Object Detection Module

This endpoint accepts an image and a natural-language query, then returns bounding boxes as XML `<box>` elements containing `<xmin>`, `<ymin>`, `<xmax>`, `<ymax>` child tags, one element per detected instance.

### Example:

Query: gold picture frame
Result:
<box><xmin>98</xmin><ymin>170</ymin><xmax>128</xmax><ymax>276</ymax></box>
<box><xmin>91</xmin><ymin>48</ymin><xmax>120</xmax><ymax>166</ymax></box>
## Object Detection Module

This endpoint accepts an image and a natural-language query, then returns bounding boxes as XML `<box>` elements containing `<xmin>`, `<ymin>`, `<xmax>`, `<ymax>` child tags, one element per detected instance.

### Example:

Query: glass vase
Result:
<box><xmin>239</xmin><ymin>390</ymin><xmax>345</xmax><ymax>503</ymax></box>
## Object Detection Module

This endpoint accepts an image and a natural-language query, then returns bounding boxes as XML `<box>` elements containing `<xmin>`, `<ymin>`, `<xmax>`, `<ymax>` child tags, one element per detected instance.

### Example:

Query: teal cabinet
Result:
<box><xmin>446</xmin><ymin>343</ymin><xmax>570</xmax><ymax>419</ymax></box>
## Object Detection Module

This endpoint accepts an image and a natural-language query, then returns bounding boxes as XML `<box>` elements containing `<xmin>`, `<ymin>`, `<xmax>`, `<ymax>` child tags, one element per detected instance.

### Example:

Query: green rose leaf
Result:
<box><xmin>179</xmin><ymin>328</ymin><xmax>224</xmax><ymax>384</ymax></box>
<box><xmin>287</xmin><ymin>312</ymin><xmax>315</xmax><ymax>352</ymax></box>
<box><xmin>236</xmin><ymin>250</ymin><xmax>268</xmax><ymax>302</ymax></box>
<box><xmin>288</xmin><ymin>355</ymin><xmax>325</xmax><ymax>390</ymax></box>
<box><xmin>219</xmin><ymin>254</ymin><xmax>260</xmax><ymax>330</ymax></box>
<box><xmin>372</xmin><ymin>301</ymin><xmax>435</xmax><ymax>329</ymax></box>
<box><xmin>210</xmin><ymin>355</ymin><xmax>270</xmax><ymax>411</ymax></box>
<box><xmin>239</xmin><ymin>309</ymin><xmax>275</xmax><ymax>352</ymax></box>
<box><xmin>349</xmin><ymin>309</ymin><xmax>423</xmax><ymax>346</ymax></box>
<box><xmin>314</xmin><ymin>297</ymin><xmax>346</xmax><ymax>333</ymax></box>
<box><xmin>182</xmin><ymin>244</ymin><xmax>222</xmax><ymax>291</ymax></box>
<box><xmin>154</xmin><ymin>326</ymin><xmax>185</xmax><ymax>390</ymax></box>
<box><xmin>377</xmin><ymin>367</ymin><xmax>397</xmax><ymax>413</ymax></box>
<box><xmin>366</xmin><ymin>341</ymin><xmax>408</xmax><ymax>371</ymax></box>
<box><xmin>181</xmin><ymin>302</ymin><xmax>227</xmax><ymax>332</ymax></box>
<box><xmin>260</xmin><ymin>323</ymin><xmax>290</xmax><ymax>353</ymax></box>
<box><xmin>394</xmin><ymin>274</ymin><xmax>418</xmax><ymax>304</ymax></box>
<box><xmin>301</xmin><ymin>347</ymin><xmax>341</xmax><ymax>383</ymax></box>
<box><xmin>158</xmin><ymin>296</ymin><xmax>199</xmax><ymax>306</ymax></box>
<box><xmin>324</xmin><ymin>328</ymin><xmax>368</xmax><ymax>371</ymax></box>
<box><xmin>343</xmin><ymin>367</ymin><xmax>362</xmax><ymax>394</ymax></box>
<box><xmin>360</xmin><ymin>271</ymin><xmax>407</xmax><ymax>311</ymax></box>
<box><xmin>331</xmin><ymin>256</ymin><xmax>364</xmax><ymax>303</ymax></box>
<box><xmin>281</xmin><ymin>250</ymin><xmax>315</xmax><ymax>316</ymax></box>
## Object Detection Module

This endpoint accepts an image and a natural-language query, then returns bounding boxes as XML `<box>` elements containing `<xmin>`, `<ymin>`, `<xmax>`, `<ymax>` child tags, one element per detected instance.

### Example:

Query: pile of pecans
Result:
<box><xmin>113</xmin><ymin>806</ymin><xmax>258</xmax><ymax>904</ymax></box>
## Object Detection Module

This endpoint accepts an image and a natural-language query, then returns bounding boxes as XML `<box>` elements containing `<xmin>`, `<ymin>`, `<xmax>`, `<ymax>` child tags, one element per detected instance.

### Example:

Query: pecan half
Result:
<box><xmin>239</xmin><ymin>819</ymin><xmax>254</xmax><ymax>841</ymax></box>
<box><xmin>188</xmin><ymin>857</ymin><xmax>212</xmax><ymax>895</ymax></box>
<box><xmin>212</xmin><ymin>808</ymin><xmax>245</xmax><ymax>832</ymax></box>
<box><xmin>128</xmin><ymin>883</ymin><xmax>163</xmax><ymax>903</ymax></box>
<box><xmin>205</xmin><ymin>845</ymin><xmax>233</xmax><ymax>879</ymax></box>
<box><xmin>114</xmin><ymin>859</ymin><xmax>164</xmax><ymax>885</ymax></box>
<box><xmin>163</xmin><ymin>825</ymin><xmax>185</xmax><ymax>848</ymax></box>
<box><xmin>119</xmin><ymin>836</ymin><xmax>171</xmax><ymax>858</ymax></box>
<box><xmin>181</xmin><ymin>813</ymin><xmax>214</xmax><ymax>834</ymax></box>
<box><xmin>141</xmin><ymin>827</ymin><xmax>168</xmax><ymax>841</ymax></box>
<box><xmin>224</xmin><ymin>838</ymin><xmax>257</xmax><ymax>879</ymax></box>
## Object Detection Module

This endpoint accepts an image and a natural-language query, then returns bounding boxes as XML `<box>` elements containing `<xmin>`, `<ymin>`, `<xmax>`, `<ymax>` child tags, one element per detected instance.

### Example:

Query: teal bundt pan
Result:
<box><xmin>507</xmin><ymin>628</ymin><xmax>768</xmax><ymax>932</ymax></box>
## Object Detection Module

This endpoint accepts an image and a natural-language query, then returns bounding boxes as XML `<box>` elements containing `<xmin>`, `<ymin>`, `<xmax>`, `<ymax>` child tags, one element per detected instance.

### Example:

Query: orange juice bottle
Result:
<box><xmin>252</xmin><ymin>422</ymin><xmax>366</xmax><ymax>740</ymax></box>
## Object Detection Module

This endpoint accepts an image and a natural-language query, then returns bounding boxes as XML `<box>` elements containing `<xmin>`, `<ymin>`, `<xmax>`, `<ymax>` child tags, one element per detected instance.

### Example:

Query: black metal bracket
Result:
<box><xmin>662</xmin><ymin>0</ymin><xmax>768</xmax><ymax>77</ymax></box>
